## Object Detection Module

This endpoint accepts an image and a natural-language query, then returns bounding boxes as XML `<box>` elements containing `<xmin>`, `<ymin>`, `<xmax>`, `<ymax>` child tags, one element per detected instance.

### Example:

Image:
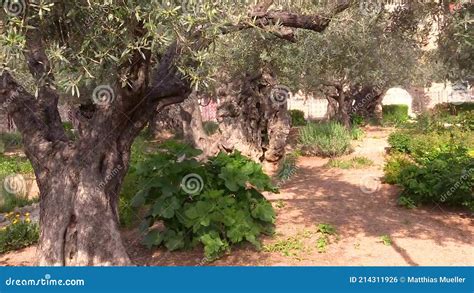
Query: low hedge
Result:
<box><xmin>289</xmin><ymin>110</ymin><xmax>306</xmax><ymax>127</ymax></box>
<box><xmin>382</xmin><ymin>105</ymin><xmax>409</xmax><ymax>125</ymax></box>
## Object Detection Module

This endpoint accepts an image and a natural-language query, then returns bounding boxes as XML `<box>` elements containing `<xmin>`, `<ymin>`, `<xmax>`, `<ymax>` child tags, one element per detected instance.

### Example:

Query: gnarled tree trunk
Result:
<box><xmin>217</xmin><ymin>71</ymin><xmax>290</xmax><ymax>162</ymax></box>
<box><xmin>37</xmin><ymin>145</ymin><xmax>131</xmax><ymax>266</ymax></box>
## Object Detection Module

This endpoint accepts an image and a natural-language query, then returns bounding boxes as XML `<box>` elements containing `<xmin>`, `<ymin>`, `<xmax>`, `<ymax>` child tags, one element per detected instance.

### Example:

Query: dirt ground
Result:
<box><xmin>1</xmin><ymin>126</ymin><xmax>473</xmax><ymax>266</ymax></box>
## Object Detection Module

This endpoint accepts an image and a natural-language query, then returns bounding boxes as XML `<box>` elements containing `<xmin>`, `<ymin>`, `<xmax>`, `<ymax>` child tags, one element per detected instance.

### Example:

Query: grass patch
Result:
<box><xmin>325</xmin><ymin>156</ymin><xmax>373</xmax><ymax>169</ymax></box>
<box><xmin>0</xmin><ymin>155</ymin><xmax>33</xmax><ymax>178</ymax></box>
<box><xmin>0</xmin><ymin>195</ymin><xmax>37</xmax><ymax>213</ymax></box>
<box><xmin>316</xmin><ymin>223</ymin><xmax>338</xmax><ymax>253</ymax></box>
<box><xmin>263</xmin><ymin>235</ymin><xmax>305</xmax><ymax>257</ymax></box>
<box><xmin>299</xmin><ymin>122</ymin><xmax>352</xmax><ymax>157</ymax></box>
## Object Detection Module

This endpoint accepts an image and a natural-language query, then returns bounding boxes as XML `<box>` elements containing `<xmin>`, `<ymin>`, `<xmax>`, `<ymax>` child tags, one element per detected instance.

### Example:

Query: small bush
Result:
<box><xmin>383</xmin><ymin>154</ymin><xmax>414</xmax><ymax>184</ymax></box>
<box><xmin>203</xmin><ymin>121</ymin><xmax>219</xmax><ymax>136</ymax></box>
<box><xmin>132</xmin><ymin>141</ymin><xmax>277</xmax><ymax>260</ymax></box>
<box><xmin>0</xmin><ymin>212</ymin><xmax>39</xmax><ymax>254</ymax></box>
<box><xmin>299</xmin><ymin>122</ymin><xmax>352</xmax><ymax>157</ymax></box>
<box><xmin>119</xmin><ymin>135</ymin><xmax>153</xmax><ymax>227</ymax></box>
<box><xmin>351</xmin><ymin>114</ymin><xmax>365</xmax><ymax>127</ymax></box>
<box><xmin>289</xmin><ymin>110</ymin><xmax>306</xmax><ymax>126</ymax></box>
<box><xmin>388</xmin><ymin>131</ymin><xmax>412</xmax><ymax>153</ymax></box>
<box><xmin>397</xmin><ymin>148</ymin><xmax>473</xmax><ymax>210</ymax></box>
<box><xmin>350</xmin><ymin>126</ymin><xmax>364</xmax><ymax>140</ymax></box>
<box><xmin>326</xmin><ymin>156</ymin><xmax>373</xmax><ymax>169</ymax></box>
<box><xmin>383</xmin><ymin>105</ymin><xmax>409</xmax><ymax>126</ymax></box>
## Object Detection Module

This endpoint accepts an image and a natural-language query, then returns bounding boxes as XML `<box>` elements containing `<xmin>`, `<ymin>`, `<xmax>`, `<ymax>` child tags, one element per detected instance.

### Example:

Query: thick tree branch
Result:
<box><xmin>0</xmin><ymin>72</ymin><xmax>57</xmax><ymax>164</ymax></box>
<box><xmin>24</xmin><ymin>25</ymin><xmax>66</xmax><ymax>142</ymax></box>
<box><xmin>250</xmin><ymin>0</ymin><xmax>351</xmax><ymax>32</ymax></box>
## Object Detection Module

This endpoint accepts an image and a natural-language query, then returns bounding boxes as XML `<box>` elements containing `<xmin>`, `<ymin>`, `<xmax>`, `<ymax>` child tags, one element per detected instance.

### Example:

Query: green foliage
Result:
<box><xmin>316</xmin><ymin>223</ymin><xmax>337</xmax><ymax>253</ymax></box>
<box><xmin>316</xmin><ymin>236</ymin><xmax>329</xmax><ymax>253</ymax></box>
<box><xmin>203</xmin><ymin>121</ymin><xmax>219</xmax><ymax>136</ymax></box>
<box><xmin>0</xmin><ymin>194</ymin><xmax>37</xmax><ymax>213</ymax></box>
<box><xmin>397</xmin><ymin>196</ymin><xmax>417</xmax><ymax>209</ymax></box>
<box><xmin>289</xmin><ymin>110</ymin><xmax>306</xmax><ymax>127</ymax></box>
<box><xmin>0</xmin><ymin>212</ymin><xmax>39</xmax><ymax>254</ymax></box>
<box><xmin>119</xmin><ymin>134</ymin><xmax>156</xmax><ymax>227</ymax></box>
<box><xmin>435</xmin><ymin>3</ymin><xmax>473</xmax><ymax>82</ymax></box>
<box><xmin>388</xmin><ymin>131</ymin><xmax>412</xmax><ymax>153</ymax></box>
<box><xmin>350</xmin><ymin>126</ymin><xmax>365</xmax><ymax>140</ymax></box>
<box><xmin>383</xmin><ymin>154</ymin><xmax>414</xmax><ymax>185</ymax></box>
<box><xmin>382</xmin><ymin>105</ymin><xmax>409</xmax><ymax>126</ymax></box>
<box><xmin>317</xmin><ymin>223</ymin><xmax>337</xmax><ymax>236</ymax></box>
<box><xmin>385</xmin><ymin>117</ymin><xmax>474</xmax><ymax>209</ymax></box>
<box><xmin>326</xmin><ymin>156</ymin><xmax>373</xmax><ymax>169</ymax></box>
<box><xmin>386</xmin><ymin>108</ymin><xmax>474</xmax><ymax>211</ymax></box>
<box><xmin>131</xmin><ymin>140</ymin><xmax>277</xmax><ymax>260</ymax></box>
<box><xmin>299</xmin><ymin>122</ymin><xmax>352</xmax><ymax>157</ymax></box>
<box><xmin>263</xmin><ymin>235</ymin><xmax>304</xmax><ymax>257</ymax></box>
<box><xmin>380</xmin><ymin>235</ymin><xmax>392</xmax><ymax>246</ymax></box>
<box><xmin>396</xmin><ymin>148</ymin><xmax>473</xmax><ymax>210</ymax></box>
<box><xmin>351</xmin><ymin>114</ymin><xmax>365</xmax><ymax>127</ymax></box>
<box><xmin>0</xmin><ymin>155</ymin><xmax>33</xmax><ymax>178</ymax></box>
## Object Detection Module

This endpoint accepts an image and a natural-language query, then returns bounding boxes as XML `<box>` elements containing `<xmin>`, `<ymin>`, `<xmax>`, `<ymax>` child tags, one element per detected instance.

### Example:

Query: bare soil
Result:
<box><xmin>1</xmin><ymin>126</ymin><xmax>473</xmax><ymax>266</ymax></box>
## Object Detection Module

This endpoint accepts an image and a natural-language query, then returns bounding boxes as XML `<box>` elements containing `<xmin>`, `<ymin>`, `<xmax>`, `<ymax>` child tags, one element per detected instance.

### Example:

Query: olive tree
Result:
<box><xmin>0</xmin><ymin>0</ymin><xmax>350</xmax><ymax>265</ymax></box>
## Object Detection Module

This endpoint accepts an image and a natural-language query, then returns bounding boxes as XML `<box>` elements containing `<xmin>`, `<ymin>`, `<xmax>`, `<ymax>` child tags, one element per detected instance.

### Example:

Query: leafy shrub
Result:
<box><xmin>382</xmin><ymin>105</ymin><xmax>409</xmax><ymax>126</ymax></box>
<box><xmin>385</xmin><ymin>106</ymin><xmax>474</xmax><ymax>211</ymax></box>
<box><xmin>203</xmin><ymin>121</ymin><xmax>219</xmax><ymax>136</ymax></box>
<box><xmin>397</xmin><ymin>148</ymin><xmax>473</xmax><ymax>210</ymax></box>
<box><xmin>383</xmin><ymin>154</ymin><xmax>414</xmax><ymax>184</ymax></box>
<box><xmin>289</xmin><ymin>110</ymin><xmax>306</xmax><ymax>126</ymax></box>
<box><xmin>388</xmin><ymin>131</ymin><xmax>412</xmax><ymax>153</ymax></box>
<box><xmin>350</xmin><ymin>126</ymin><xmax>364</xmax><ymax>140</ymax></box>
<box><xmin>0</xmin><ymin>212</ymin><xmax>39</xmax><ymax>254</ymax></box>
<box><xmin>316</xmin><ymin>223</ymin><xmax>337</xmax><ymax>253</ymax></box>
<box><xmin>351</xmin><ymin>114</ymin><xmax>365</xmax><ymax>127</ymax></box>
<box><xmin>131</xmin><ymin>140</ymin><xmax>277</xmax><ymax>260</ymax></box>
<box><xmin>326</xmin><ymin>156</ymin><xmax>373</xmax><ymax>169</ymax></box>
<box><xmin>119</xmin><ymin>135</ymin><xmax>153</xmax><ymax>227</ymax></box>
<box><xmin>299</xmin><ymin>122</ymin><xmax>352</xmax><ymax>157</ymax></box>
